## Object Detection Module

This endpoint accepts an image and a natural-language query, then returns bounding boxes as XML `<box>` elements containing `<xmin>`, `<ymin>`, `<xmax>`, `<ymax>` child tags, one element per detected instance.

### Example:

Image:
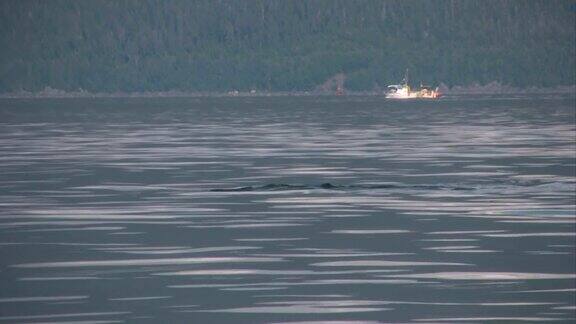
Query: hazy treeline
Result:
<box><xmin>1</xmin><ymin>0</ymin><xmax>574</xmax><ymax>93</ymax></box>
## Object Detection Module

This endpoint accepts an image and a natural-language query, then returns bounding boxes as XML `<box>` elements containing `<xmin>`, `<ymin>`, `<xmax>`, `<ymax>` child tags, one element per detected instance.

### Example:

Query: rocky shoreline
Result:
<box><xmin>438</xmin><ymin>81</ymin><xmax>576</xmax><ymax>95</ymax></box>
<box><xmin>1</xmin><ymin>82</ymin><xmax>574</xmax><ymax>99</ymax></box>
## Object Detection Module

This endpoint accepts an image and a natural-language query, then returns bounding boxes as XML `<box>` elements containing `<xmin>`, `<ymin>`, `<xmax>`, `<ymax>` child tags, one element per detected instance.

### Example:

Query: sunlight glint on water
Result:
<box><xmin>0</xmin><ymin>96</ymin><xmax>574</xmax><ymax>323</ymax></box>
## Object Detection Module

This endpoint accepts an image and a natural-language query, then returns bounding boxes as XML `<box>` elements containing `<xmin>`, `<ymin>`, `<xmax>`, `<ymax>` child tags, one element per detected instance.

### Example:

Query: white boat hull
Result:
<box><xmin>385</xmin><ymin>92</ymin><xmax>419</xmax><ymax>99</ymax></box>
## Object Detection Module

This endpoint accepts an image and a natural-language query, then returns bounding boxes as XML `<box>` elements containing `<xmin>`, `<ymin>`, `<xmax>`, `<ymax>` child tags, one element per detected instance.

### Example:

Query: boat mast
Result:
<box><xmin>404</xmin><ymin>68</ymin><xmax>410</xmax><ymax>94</ymax></box>
<box><xmin>404</xmin><ymin>68</ymin><xmax>409</xmax><ymax>86</ymax></box>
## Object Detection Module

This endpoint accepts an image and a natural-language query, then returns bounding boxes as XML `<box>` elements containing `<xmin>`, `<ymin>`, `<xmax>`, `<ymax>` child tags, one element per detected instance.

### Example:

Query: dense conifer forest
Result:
<box><xmin>1</xmin><ymin>0</ymin><xmax>574</xmax><ymax>93</ymax></box>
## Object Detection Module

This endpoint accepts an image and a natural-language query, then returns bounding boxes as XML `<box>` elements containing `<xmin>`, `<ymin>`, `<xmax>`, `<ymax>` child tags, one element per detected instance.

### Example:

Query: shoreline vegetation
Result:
<box><xmin>1</xmin><ymin>82</ymin><xmax>574</xmax><ymax>99</ymax></box>
<box><xmin>1</xmin><ymin>2</ymin><xmax>574</xmax><ymax>95</ymax></box>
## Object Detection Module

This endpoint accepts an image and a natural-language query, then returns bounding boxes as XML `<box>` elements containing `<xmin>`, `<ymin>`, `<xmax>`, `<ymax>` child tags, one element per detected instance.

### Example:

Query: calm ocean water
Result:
<box><xmin>0</xmin><ymin>95</ymin><xmax>575</xmax><ymax>323</ymax></box>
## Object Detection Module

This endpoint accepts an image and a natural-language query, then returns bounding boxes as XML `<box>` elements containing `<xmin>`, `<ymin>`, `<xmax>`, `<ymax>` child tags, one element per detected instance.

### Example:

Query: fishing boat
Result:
<box><xmin>385</xmin><ymin>70</ymin><xmax>441</xmax><ymax>99</ymax></box>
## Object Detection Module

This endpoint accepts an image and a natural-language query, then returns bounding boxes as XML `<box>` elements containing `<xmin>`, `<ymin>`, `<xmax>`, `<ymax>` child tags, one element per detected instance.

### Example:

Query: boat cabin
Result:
<box><xmin>386</xmin><ymin>85</ymin><xmax>401</xmax><ymax>93</ymax></box>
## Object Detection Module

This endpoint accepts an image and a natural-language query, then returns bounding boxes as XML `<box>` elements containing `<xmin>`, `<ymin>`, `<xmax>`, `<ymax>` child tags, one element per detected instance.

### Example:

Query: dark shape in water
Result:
<box><xmin>209</xmin><ymin>183</ymin><xmax>474</xmax><ymax>192</ymax></box>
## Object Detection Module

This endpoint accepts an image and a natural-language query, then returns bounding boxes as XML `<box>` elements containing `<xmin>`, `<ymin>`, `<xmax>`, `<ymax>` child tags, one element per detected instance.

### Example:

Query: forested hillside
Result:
<box><xmin>1</xmin><ymin>0</ymin><xmax>574</xmax><ymax>93</ymax></box>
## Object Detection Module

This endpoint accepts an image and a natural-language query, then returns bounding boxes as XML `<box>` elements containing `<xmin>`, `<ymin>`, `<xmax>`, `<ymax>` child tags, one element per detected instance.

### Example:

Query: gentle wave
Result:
<box><xmin>1</xmin><ymin>96</ymin><xmax>574</xmax><ymax>323</ymax></box>
<box><xmin>12</xmin><ymin>257</ymin><xmax>282</xmax><ymax>268</ymax></box>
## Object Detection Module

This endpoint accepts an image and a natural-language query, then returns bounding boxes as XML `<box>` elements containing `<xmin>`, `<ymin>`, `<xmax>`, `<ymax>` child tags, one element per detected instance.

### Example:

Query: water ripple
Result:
<box><xmin>1</xmin><ymin>96</ymin><xmax>574</xmax><ymax>323</ymax></box>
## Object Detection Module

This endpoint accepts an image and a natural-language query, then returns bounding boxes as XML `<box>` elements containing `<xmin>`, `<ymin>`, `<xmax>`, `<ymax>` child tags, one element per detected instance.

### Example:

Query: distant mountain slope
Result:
<box><xmin>1</xmin><ymin>0</ymin><xmax>574</xmax><ymax>92</ymax></box>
